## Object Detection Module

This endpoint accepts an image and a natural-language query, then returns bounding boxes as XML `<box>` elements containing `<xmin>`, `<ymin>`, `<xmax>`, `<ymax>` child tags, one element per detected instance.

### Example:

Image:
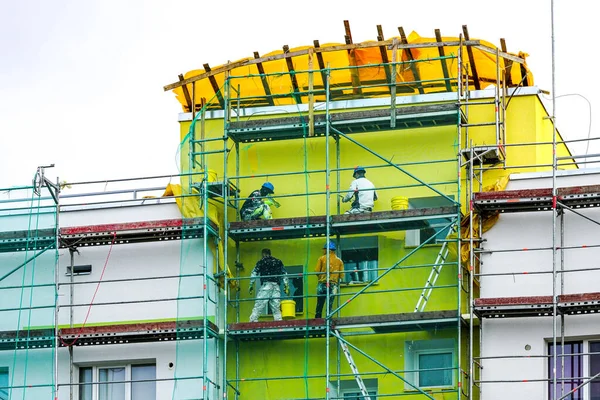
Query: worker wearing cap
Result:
<box><xmin>341</xmin><ymin>166</ymin><xmax>377</xmax><ymax>214</ymax></box>
<box><xmin>240</xmin><ymin>182</ymin><xmax>280</xmax><ymax>221</ymax></box>
<box><xmin>314</xmin><ymin>241</ymin><xmax>344</xmax><ymax>319</ymax></box>
<box><xmin>249</xmin><ymin>248</ymin><xmax>290</xmax><ymax>322</ymax></box>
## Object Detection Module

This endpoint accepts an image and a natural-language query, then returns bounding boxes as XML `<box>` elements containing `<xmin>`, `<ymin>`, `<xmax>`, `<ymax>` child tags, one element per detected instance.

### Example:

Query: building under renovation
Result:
<box><xmin>0</xmin><ymin>21</ymin><xmax>595</xmax><ymax>400</ymax></box>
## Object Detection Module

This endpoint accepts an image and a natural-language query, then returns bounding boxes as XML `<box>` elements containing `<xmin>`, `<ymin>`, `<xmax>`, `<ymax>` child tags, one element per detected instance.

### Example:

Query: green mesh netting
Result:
<box><xmin>0</xmin><ymin>184</ymin><xmax>58</xmax><ymax>399</ymax></box>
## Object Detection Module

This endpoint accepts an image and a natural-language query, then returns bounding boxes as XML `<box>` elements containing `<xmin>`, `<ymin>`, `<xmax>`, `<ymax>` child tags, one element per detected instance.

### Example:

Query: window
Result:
<box><xmin>334</xmin><ymin>378</ymin><xmax>377</xmax><ymax>399</ymax></box>
<box><xmin>418</xmin><ymin>352</ymin><xmax>453</xmax><ymax>387</ymax></box>
<box><xmin>0</xmin><ymin>368</ymin><xmax>8</xmax><ymax>400</ymax></box>
<box><xmin>262</xmin><ymin>265</ymin><xmax>304</xmax><ymax>315</ymax></box>
<box><xmin>405</xmin><ymin>196</ymin><xmax>455</xmax><ymax>247</ymax></box>
<box><xmin>548</xmin><ymin>342</ymin><xmax>583</xmax><ymax>400</ymax></box>
<box><xmin>342</xmin><ymin>391</ymin><xmax>377</xmax><ymax>399</ymax></box>
<box><xmin>340</xmin><ymin>237</ymin><xmax>378</xmax><ymax>284</ymax></box>
<box><xmin>591</xmin><ymin>342</ymin><xmax>600</xmax><ymax>399</ymax></box>
<box><xmin>404</xmin><ymin>339</ymin><xmax>455</xmax><ymax>389</ymax></box>
<box><xmin>79</xmin><ymin>364</ymin><xmax>156</xmax><ymax>400</ymax></box>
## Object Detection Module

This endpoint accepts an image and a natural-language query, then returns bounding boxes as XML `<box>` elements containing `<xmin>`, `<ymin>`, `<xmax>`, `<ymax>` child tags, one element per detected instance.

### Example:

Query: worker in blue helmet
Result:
<box><xmin>314</xmin><ymin>241</ymin><xmax>344</xmax><ymax>319</ymax></box>
<box><xmin>240</xmin><ymin>182</ymin><xmax>280</xmax><ymax>221</ymax></box>
<box><xmin>341</xmin><ymin>166</ymin><xmax>377</xmax><ymax>214</ymax></box>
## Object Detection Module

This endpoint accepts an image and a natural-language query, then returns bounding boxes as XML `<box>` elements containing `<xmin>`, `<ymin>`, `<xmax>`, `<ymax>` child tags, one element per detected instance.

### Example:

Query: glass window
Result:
<box><xmin>418</xmin><ymin>352</ymin><xmax>453</xmax><ymax>387</ymax></box>
<box><xmin>341</xmin><ymin>248</ymin><xmax>378</xmax><ymax>283</ymax></box>
<box><xmin>590</xmin><ymin>342</ymin><xmax>600</xmax><ymax>400</ymax></box>
<box><xmin>342</xmin><ymin>391</ymin><xmax>377</xmax><ymax>399</ymax></box>
<box><xmin>548</xmin><ymin>341</ymin><xmax>582</xmax><ymax>400</ymax></box>
<box><xmin>131</xmin><ymin>364</ymin><xmax>156</xmax><ymax>400</ymax></box>
<box><xmin>99</xmin><ymin>367</ymin><xmax>126</xmax><ymax>400</ymax></box>
<box><xmin>0</xmin><ymin>368</ymin><xmax>8</xmax><ymax>400</ymax></box>
<box><xmin>79</xmin><ymin>367</ymin><xmax>93</xmax><ymax>400</ymax></box>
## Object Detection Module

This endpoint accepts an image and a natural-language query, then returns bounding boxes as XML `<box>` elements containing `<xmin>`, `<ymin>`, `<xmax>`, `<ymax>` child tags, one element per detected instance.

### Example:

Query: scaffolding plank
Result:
<box><xmin>475</xmin><ymin>293</ymin><xmax>600</xmax><ymax>318</ymax></box>
<box><xmin>229</xmin><ymin>207</ymin><xmax>456</xmax><ymax>242</ymax></box>
<box><xmin>0</xmin><ymin>328</ymin><xmax>55</xmax><ymax>351</ymax></box>
<box><xmin>227</xmin><ymin>318</ymin><xmax>327</xmax><ymax>341</ymax></box>
<box><xmin>336</xmin><ymin>310</ymin><xmax>457</xmax><ymax>333</ymax></box>
<box><xmin>0</xmin><ymin>228</ymin><xmax>56</xmax><ymax>253</ymax></box>
<box><xmin>228</xmin><ymin>215</ymin><xmax>328</xmax><ymax>242</ymax></box>
<box><xmin>559</xmin><ymin>292</ymin><xmax>600</xmax><ymax>315</ymax></box>
<box><xmin>227</xmin><ymin>311</ymin><xmax>458</xmax><ymax>341</ymax></box>
<box><xmin>332</xmin><ymin>206</ymin><xmax>456</xmax><ymax>236</ymax></box>
<box><xmin>227</xmin><ymin>103</ymin><xmax>462</xmax><ymax>143</ymax></box>
<box><xmin>474</xmin><ymin>185</ymin><xmax>600</xmax><ymax>213</ymax></box>
<box><xmin>58</xmin><ymin>320</ymin><xmax>219</xmax><ymax>347</ymax></box>
<box><xmin>474</xmin><ymin>296</ymin><xmax>554</xmax><ymax>318</ymax></box>
<box><xmin>59</xmin><ymin>218</ymin><xmax>217</xmax><ymax>248</ymax></box>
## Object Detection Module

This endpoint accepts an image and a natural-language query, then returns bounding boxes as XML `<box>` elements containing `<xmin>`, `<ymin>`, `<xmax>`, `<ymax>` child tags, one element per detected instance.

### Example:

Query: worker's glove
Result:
<box><xmin>249</xmin><ymin>285</ymin><xmax>254</xmax><ymax>295</ymax></box>
<box><xmin>340</xmin><ymin>195</ymin><xmax>349</xmax><ymax>203</ymax></box>
<box><xmin>284</xmin><ymin>284</ymin><xmax>290</xmax><ymax>296</ymax></box>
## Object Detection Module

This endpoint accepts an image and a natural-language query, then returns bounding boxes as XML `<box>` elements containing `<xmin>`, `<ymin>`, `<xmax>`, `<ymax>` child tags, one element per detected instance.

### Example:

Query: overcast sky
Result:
<box><xmin>0</xmin><ymin>0</ymin><xmax>595</xmax><ymax>189</ymax></box>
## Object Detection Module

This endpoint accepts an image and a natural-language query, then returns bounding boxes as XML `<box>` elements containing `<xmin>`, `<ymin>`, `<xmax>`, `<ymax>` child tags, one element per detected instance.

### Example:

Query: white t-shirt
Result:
<box><xmin>343</xmin><ymin>177</ymin><xmax>376</xmax><ymax>208</ymax></box>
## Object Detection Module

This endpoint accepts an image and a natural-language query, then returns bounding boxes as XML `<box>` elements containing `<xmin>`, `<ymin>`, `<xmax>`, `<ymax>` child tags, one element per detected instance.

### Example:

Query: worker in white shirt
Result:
<box><xmin>341</xmin><ymin>166</ymin><xmax>377</xmax><ymax>214</ymax></box>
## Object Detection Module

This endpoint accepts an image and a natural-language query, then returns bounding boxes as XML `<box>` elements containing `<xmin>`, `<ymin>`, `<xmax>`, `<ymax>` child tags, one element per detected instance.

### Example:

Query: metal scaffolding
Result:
<box><xmin>0</xmin><ymin>23</ymin><xmax>542</xmax><ymax>400</ymax></box>
<box><xmin>464</xmin><ymin>4</ymin><xmax>600</xmax><ymax>399</ymax></box>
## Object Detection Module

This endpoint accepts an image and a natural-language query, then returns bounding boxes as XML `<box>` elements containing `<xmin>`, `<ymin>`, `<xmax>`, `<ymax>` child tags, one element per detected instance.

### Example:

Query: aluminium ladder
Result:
<box><xmin>335</xmin><ymin>330</ymin><xmax>371</xmax><ymax>400</ymax></box>
<box><xmin>414</xmin><ymin>226</ymin><xmax>457</xmax><ymax>313</ymax></box>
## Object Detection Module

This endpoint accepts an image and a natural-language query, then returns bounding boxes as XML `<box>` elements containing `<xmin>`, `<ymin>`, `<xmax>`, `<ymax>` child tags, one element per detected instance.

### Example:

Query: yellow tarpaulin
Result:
<box><xmin>163</xmin><ymin>183</ymin><xmax>237</xmax><ymax>289</ymax></box>
<box><xmin>172</xmin><ymin>31</ymin><xmax>533</xmax><ymax>111</ymax></box>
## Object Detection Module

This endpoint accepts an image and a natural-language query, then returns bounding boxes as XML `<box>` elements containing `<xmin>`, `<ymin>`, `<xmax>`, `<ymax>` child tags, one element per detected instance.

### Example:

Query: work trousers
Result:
<box><xmin>345</xmin><ymin>206</ymin><xmax>372</xmax><ymax>214</ymax></box>
<box><xmin>249</xmin><ymin>281</ymin><xmax>282</xmax><ymax>322</ymax></box>
<box><xmin>315</xmin><ymin>282</ymin><xmax>339</xmax><ymax>319</ymax></box>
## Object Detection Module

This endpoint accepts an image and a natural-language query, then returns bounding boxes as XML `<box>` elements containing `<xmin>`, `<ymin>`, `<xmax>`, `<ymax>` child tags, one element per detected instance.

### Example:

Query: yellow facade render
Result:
<box><xmin>174</xmin><ymin>89</ymin><xmax>572</xmax><ymax>399</ymax></box>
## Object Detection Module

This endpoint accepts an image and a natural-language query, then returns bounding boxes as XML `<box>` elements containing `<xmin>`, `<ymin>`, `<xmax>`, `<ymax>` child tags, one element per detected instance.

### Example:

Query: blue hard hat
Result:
<box><xmin>262</xmin><ymin>182</ymin><xmax>275</xmax><ymax>193</ymax></box>
<box><xmin>353</xmin><ymin>166</ymin><xmax>366</xmax><ymax>175</ymax></box>
<box><xmin>323</xmin><ymin>241</ymin><xmax>336</xmax><ymax>251</ymax></box>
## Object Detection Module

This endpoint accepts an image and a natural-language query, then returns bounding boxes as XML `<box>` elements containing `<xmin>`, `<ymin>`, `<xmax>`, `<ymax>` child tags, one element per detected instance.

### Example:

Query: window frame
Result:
<box><xmin>341</xmin><ymin>389</ymin><xmax>378</xmax><ymax>399</ymax></box>
<box><xmin>339</xmin><ymin>236</ymin><xmax>379</xmax><ymax>285</ymax></box>
<box><xmin>78</xmin><ymin>363</ymin><xmax>156</xmax><ymax>400</ymax></box>
<box><xmin>333</xmin><ymin>378</ymin><xmax>378</xmax><ymax>399</ymax></box>
<box><xmin>0</xmin><ymin>367</ymin><xmax>8</xmax><ymax>400</ymax></box>
<box><xmin>404</xmin><ymin>339</ymin><xmax>456</xmax><ymax>391</ymax></box>
<box><xmin>414</xmin><ymin>349</ymin><xmax>454</xmax><ymax>388</ymax></box>
<box><xmin>547</xmin><ymin>341</ymin><xmax>583</xmax><ymax>400</ymax></box>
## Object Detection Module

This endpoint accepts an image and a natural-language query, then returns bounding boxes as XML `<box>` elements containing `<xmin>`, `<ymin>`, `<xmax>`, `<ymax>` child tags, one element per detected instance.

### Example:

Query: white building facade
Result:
<box><xmin>475</xmin><ymin>169</ymin><xmax>600</xmax><ymax>400</ymax></box>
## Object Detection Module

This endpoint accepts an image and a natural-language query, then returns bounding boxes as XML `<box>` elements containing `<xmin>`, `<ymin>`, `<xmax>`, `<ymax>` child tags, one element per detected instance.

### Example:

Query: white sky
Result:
<box><xmin>0</xmin><ymin>0</ymin><xmax>596</xmax><ymax>188</ymax></box>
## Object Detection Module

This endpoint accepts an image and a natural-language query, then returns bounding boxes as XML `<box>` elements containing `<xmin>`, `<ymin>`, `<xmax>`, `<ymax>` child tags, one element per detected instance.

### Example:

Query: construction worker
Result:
<box><xmin>341</xmin><ymin>166</ymin><xmax>377</xmax><ymax>214</ymax></box>
<box><xmin>249</xmin><ymin>248</ymin><xmax>289</xmax><ymax>322</ymax></box>
<box><xmin>314</xmin><ymin>241</ymin><xmax>344</xmax><ymax>319</ymax></box>
<box><xmin>240</xmin><ymin>182</ymin><xmax>280</xmax><ymax>221</ymax></box>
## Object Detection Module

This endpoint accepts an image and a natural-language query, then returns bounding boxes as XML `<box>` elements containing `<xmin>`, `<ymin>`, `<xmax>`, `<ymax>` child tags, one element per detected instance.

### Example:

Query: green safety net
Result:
<box><xmin>171</xmin><ymin>91</ymin><xmax>224</xmax><ymax>400</ymax></box>
<box><xmin>0</xmin><ymin>183</ymin><xmax>58</xmax><ymax>399</ymax></box>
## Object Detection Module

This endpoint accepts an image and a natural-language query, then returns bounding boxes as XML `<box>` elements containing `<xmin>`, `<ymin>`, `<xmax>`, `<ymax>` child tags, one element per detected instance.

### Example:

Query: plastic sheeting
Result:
<box><xmin>172</xmin><ymin>31</ymin><xmax>533</xmax><ymax>111</ymax></box>
<box><xmin>163</xmin><ymin>183</ymin><xmax>237</xmax><ymax>289</ymax></box>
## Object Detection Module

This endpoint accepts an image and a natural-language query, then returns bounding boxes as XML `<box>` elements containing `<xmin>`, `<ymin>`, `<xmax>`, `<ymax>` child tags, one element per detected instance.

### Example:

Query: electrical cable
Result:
<box><xmin>58</xmin><ymin>232</ymin><xmax>117</xmax><ymax>347</ymax></box>
<box><xmin>541</xmin><ymin>92</ymin><xmax>594</xmax><ymax>163</ymax></box>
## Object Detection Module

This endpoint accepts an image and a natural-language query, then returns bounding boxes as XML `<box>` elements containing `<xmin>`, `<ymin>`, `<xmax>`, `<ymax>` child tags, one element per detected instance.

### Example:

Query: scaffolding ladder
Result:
<box><xmin>414</xmin><ymin>227</ymin><xmax>456</xmax><ymax>313</ymax></box>
<box><xmin>335</xmin><ymin>330</ymin><xmax>372</xmax><ymax>400</ymax></box>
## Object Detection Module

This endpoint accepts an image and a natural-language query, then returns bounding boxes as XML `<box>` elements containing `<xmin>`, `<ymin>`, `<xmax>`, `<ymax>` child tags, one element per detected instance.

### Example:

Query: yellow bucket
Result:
<box><xmin>280</xmin><ymin>300</ymin><xmax>296</xmax><ymax>320</ymax></box>
<box><xmin>391</xmin><ymin>196</ymin><xmax>409</xmax><ymax>210</ymax></box>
